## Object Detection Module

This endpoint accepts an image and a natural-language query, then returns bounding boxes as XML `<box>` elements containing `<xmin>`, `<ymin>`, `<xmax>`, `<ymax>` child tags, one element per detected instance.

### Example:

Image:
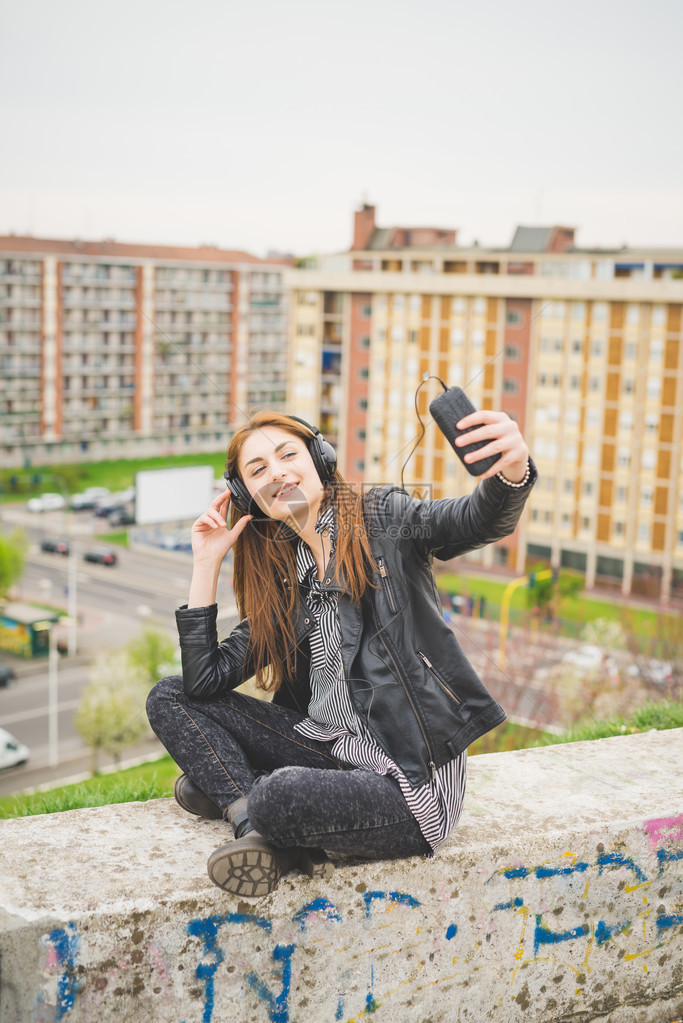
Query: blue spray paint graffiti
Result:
<box><xmin>595</xmin><ymin>919</ymin><xmax>631</xmax><ymax>945</ymax></box>
<box><xmin>46</xmin><ymin>923</ymin><xmax>82</xmax><ymax>1021</ymax></box>
<box><xmin>186</xmin><ymin>911</ymin><xmax>271</xmax><ymax>1023</ymax></box>
<box><xmin>293</xmin><ymin>898</ymin><xmax>342</xmax><ymax>931</ymax></box>
<box><xmin>362</xmin><ymin>890</ymin><xmax>422</xmax><ymax>917</ymax></box>
<box><xmin>246</xmin><ymin>943</ymin><xmax>296</xmax><ymax>1023</ymax></box>
<box><xmin>533</xmin><ymin>916</ymin><xmax>590</xmax><ymax>957</ymax></box>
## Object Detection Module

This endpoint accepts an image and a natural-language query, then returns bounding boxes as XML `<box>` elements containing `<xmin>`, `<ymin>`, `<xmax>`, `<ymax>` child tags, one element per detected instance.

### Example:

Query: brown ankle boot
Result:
<box><xmin>174</xmin><ymin>774</ymin><xmax>223</xmax><ymax>820</ymax></box>
<box><xmin>206</xmin><ymin>797</ymin><xmax>335</xmax><ymax>897</ymax></box>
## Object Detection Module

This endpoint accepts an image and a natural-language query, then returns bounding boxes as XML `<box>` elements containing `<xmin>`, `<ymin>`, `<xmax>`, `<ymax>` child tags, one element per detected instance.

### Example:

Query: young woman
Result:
<box><xmin>147</xmin><ymin>409</ymin><xmax>536</xmax><ymax>898</ymax></box>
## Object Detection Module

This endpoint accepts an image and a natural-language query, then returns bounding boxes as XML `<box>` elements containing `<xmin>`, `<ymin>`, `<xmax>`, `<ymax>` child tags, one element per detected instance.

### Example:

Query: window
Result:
<box><xmin>591</xmin><ymin>340</ymin><xmax>603</xmax><ymax>357</ymax></box>
<box><xmin>626</xmin><ymin>304</ymin><xmax>640</xmax><ymax>325</ymax></box>
<box><xmin>391</xmin><ymin>326</ymin><xmax>404</xmax><ymax>343</ymax></box>
<box><xmin>589</xmin><ymin>376</ymin><xmax>601</xmax><ymax>392</ymax></box>
<box><xmin>646</xmin><ymin>376</ymin><xmax>661</xmax><ymax>399</ymax></box>
<box><xmin>649</xmin><ymin>339</ymin><xmax>664</xmax><ymax>363</ymax></box>
<box><xmin>645</xmin><ymin>414</ymin><xmax>658</xmax><ymax>434</ymax></box>
<box><xmin>393</xmin><ymin>295</ymin><xmax>404</xmax><ymax>312</ymax></box>
<box><xmin>619</xmin><ymin>412</ymin><xmax>634</xmax><ymax>430</ymax></box>
<box><xmin>357</xmin><ymin>429</ymin><xmax>366</xmax><ymax>440</ymax></box>
<box><xmin>572</xmin><ymin>302</ymin><xmax>586</xmax><ymax>321</ymax></box>
<box><xmin>360</xmin><ymin>336</ymin><xmax>370</xmax><ymax>348</ymax></box>
<box><xmin>451</xmin><ymin>297</ymin><xmax>465</xmax><ymax>314</ymax></box>
<box><xmin>472</xmin><ymin>329</ymin><xmax>485</xmax><ymax>347</ymax></box>
<box><xmin>362</xmin><ymin>305</ymin><xmax>372</xmax><ymax>317</ymax></box>
<box><xmin>409</xmin><ymin>295</ymin><xmax>421</xmax><ymax>313</ymax></box>
<box><xmin>569</xmin><ymin>375</ymin><xmax>581</xmax><ymax>390</ymax></box>
<box><xmin>581</xmin><ymin>516</ymin><xmax>591</xmax><ymax>530</ymax></box>
<box><xmin>572</xmin><ymin>339</ymin><xmax>583</xmax><ymax>354</ymax></box>
<box><xmin>583</xmin><ymin>481</ymin><xmax>593</xmax><ymax>496</ymax></box>
<box><xmin>564</xmin><ymin>479</ymin><xmax>574</xmax><ymax>493</ymax></box>
<box><xmin>641</xmin><ymin>487</ymin><xmax>653</xmax><ymax>505</ymax></box>
<box><xmin>585</xmin><ymin>408</ymin><xmax>599</xmax><ymax>427</ymax></box>
<box><xmin>450</xmin><ymin>328</ymin><xmax>464</xmax><ymax>346</ymax></box>
<box><xmin>473</xmin><ymin>298</ymin><xmax>486</xmax><ymax>315</ymax></box>
<box><xmin>504</xmin><ymin>344</ymin><xmax>520</xmax><ymax>360</ymax></box>
<box><xmin>408</xmin><ymin>330</ymin><xmax>418</xmax><ymax>345</ymax></box>
<box><xmin>641</xmin><ymin>449</ymin><xmax>656</xmax><ymax>470</ymax></box>
<box><xmin>592</xmin><ymin>302</ymin><xmax>607</xmax><ymax>321</ymax></box>
<box><xmin>652</xmin><ymin>305</ymin><xmax>666</xmax><ymax>326</ymax></box>
<box><xmin>502</xmin><ymin>378</ymin><xmax>518</xmax><ymax>393</ymax></box>
<box><xmin>638</xmin><ymin>524</ymin><xmax>650</xmax><ymax>542</ymax></box>
<box><xmin>614</xmin><ymin>522</ymin><xmax>625</xmax><ymax>536</ymax></box>
<box><xmin>358</xmin><ymin>398</ymin><xmax>368</xmax><ymax>410</ymax></box>
<box><xmin>506</xmin><ymin>310</ymin><xmax>521</xmax><ymax>325</ymax></box>
<box><xmin>359</xmin><ymin>367</ymin><xmax>369</xmax><ymax>379</ymax></box>
<box><xmin>623</xmin><ymin>378</ymin><xmax>635</xmax><ymax>395</ymax></box>
<box><xmin>625</xmin><ymin>341</ymin><xmax>637</xmax><ymax>360</ymax></box>
<box><xmin>562</xmin><ymin>513</ymin><xmax>571</xmax><ymax>528</ymax></box>
<box><xmin>616</xmin><ymin>486</ymin><xmax>627</xmax><ymax>502</ymax></box>
<box><xmin>617</xmin><ymin>447</ymin><xmax>630</xmax><ymax>467</ymax></box>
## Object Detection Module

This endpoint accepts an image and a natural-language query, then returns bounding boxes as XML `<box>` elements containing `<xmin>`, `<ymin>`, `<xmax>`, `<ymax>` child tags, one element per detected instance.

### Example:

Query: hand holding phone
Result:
<box><xmin>429</xmin><ymin>386</ymin><xmax>502</xmax><ymax>477</ymax></box>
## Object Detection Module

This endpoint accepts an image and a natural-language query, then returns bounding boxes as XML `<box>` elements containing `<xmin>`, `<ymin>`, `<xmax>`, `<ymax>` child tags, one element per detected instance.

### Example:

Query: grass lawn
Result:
<box><xmin>98</xmin><ymin>531</ymin><xmax>130</xmax><ymax>547</ymax></box>
<box><xmin>0</xmin><ymin>755</ymin><xmax>181</xmax><ymax>819</ymax></box>
<box><xmin>1</xmin><ymin>451</ymin><xmax>228</xmax><ymax>501</ymax></box>
<box><xmin>436</xmin><ymin>570</ymin><xmax>676</xmax><ymax>638</ymax></box>
<box><xmin>2</xmin><ymin>698</ymin><xmax>680</xmax><ymax>819</ymax></box>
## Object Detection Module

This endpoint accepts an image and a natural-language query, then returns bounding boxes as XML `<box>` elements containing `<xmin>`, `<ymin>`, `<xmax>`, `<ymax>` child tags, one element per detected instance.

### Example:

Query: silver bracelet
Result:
<box><xmin>496</xmin><ymin>460</ymin><xmax>531</xmax><ymax>488</ymax></box>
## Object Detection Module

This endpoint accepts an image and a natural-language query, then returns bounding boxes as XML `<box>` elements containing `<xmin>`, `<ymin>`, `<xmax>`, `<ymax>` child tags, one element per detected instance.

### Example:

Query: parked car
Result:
<box><xmin>40</xmin><ymin>538</ymin><xmax>71</xmax><ymax>555</ymax></box>
<box><xmin>70</xmin><ymin>488</ymin><xmax>109</xmax><ymax>511</ymax></box>
<box><xmin>107</xmin><ymin>506</ymin><xmax>135</xmax><ymax>527</ymax></box>
<box><xmin>94</xmin><ymin>493</ymin><xmax>131</xmax><ymax>517</ymax></box>
<box><xmin>0</xmin><ymin>664</ymin><xmax>17</xmax><ymax>688</ymax></box>
<box><xmin>83</xmin><ymin>547</ymin><xmax>118</xmax><ymax>566</ymax></box>
<box><xmin>27</xmin><ymin>493</ymin><xmax>66</xmax><ymax>513</ymax></box>
<box><xmin>0</xmin><ymin>727</ymin><xmax>29</xmax><ymax>770</ymax></box>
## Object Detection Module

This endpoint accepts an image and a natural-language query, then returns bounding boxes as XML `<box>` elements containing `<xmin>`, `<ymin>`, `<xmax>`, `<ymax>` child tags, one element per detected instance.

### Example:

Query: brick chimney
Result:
<box><xmin>352</xmin><ymin>204</ymin><xmax>376</xmax><ymax>251</ymax></box>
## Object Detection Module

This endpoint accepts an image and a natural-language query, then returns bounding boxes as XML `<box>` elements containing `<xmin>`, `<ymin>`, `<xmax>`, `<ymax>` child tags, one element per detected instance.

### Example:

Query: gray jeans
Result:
<box><xmin>146</xmin><ymin>676</ymin><xmax>431</xmax><ymax>860</ymax></box>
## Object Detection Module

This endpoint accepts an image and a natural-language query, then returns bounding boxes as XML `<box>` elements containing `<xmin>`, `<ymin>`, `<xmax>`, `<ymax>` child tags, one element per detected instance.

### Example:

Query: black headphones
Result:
<box><xmin>223</xmin><ymin>415</ymin><xmax>337</xmax><ymax>517</ymax></box>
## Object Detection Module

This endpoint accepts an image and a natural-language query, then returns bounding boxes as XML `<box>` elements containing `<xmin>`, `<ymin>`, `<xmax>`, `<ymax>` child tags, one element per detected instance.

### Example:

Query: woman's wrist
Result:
<box><xmin>496</xmin><ymin>458</ymin><xmax>531</xmax><ymax>488</ymax></box>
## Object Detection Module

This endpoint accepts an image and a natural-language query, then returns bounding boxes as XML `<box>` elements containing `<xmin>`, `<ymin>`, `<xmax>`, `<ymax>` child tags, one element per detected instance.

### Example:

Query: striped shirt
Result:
<box><xmin>293</xmin><ymin>505</ymin><xmax>467</xmax><ymax>852</ymax></box>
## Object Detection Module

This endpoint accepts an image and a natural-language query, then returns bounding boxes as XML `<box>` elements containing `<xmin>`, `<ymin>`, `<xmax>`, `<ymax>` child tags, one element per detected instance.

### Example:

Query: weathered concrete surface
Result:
<box><xmin>1</xmin><ymin>730</ymin><xmax>682</xmax><ymax>1023</ymax></box>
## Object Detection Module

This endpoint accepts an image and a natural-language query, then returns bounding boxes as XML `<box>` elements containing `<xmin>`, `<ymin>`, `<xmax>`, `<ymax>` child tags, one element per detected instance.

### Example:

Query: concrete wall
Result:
<box><xmin>1</xmin><ymin>730</ymin><xmax>682</xmax><ymax>1023</ymax></box>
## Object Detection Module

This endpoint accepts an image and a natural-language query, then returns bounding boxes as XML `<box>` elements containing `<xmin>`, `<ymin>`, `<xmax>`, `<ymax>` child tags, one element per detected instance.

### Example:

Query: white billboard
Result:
<box><xmin>135</xmin><ymin>465</ymin><xmax>215</xmax><ymax>525</ymax></box>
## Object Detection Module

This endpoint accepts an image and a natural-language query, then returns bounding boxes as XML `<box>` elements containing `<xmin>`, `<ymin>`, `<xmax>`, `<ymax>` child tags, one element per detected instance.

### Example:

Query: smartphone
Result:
<box><xmin>429</xmin><ymin>386</ymin><xmax>501</xmax><ymax>477</ymax></box>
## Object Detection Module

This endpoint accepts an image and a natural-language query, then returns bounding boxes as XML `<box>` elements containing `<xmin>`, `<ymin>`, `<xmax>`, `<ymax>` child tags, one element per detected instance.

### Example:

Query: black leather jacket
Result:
<box><xmin>176</xmin><ymin>464</ymin><xmax>537</xmax><ymax>788</ymax></box>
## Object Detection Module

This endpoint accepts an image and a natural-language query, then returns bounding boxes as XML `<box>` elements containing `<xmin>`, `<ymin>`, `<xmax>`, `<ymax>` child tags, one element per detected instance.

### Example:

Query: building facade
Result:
<box><xmin>287</xmin><ymin>206</ymin><xmax>683</xmax><ymax>603</ymax></box>
<box><xmin>0</xmin><ymin>237</ymin><xmax>290</xmax><ymax>466</ymax></box>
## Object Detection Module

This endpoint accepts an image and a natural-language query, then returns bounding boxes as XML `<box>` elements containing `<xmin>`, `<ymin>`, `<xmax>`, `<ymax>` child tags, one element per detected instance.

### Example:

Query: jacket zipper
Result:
<box><xmin>374</xmin><ymin>616</ymin><xmax>437</xmax><ymax>780</ymax></box>
<box><xmin>376</xmin><ymin>556</ymin><xmax>399</xmax><ymax>615</ymax></box>
<box><xmin>418</xmin><ymin>649</ymin><xmax>461</xmax><ymax>705</ymax></box>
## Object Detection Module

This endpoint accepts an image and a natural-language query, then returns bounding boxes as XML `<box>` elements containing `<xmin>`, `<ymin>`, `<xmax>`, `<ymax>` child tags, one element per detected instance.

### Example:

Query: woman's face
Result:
<box><xmin>237</xmin><ymin>426</ymin><xmax>325</xmax><ymax>529</ymax></box>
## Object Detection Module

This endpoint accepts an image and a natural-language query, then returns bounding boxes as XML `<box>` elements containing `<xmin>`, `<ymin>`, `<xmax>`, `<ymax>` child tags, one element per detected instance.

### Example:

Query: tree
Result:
<box><xmin>125</xmin><ymin>627</ymin><xmax>177</xmax><ymax>690</ymax></box>
<box><xmin>0</xmin><ymin>528</ymin><xmax>28</xmax><ymax>599</ymax></box>
<box><xmin>75</xmin><ymin>651</ymin><xmax>149</xmax><ymax>773</ymax></box>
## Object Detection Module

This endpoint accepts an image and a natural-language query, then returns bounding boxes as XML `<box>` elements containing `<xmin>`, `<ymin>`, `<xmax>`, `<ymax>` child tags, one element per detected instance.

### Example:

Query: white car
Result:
<box><xmin>0</xmin><ymin>727</ymin><xmax>30</xmax><ymax>770</ymax></box>
<box><xmin>27</xmin><ymin>492</ymin><xmax>67</xmax><ymax>513</ymax></box>
<box><xmin>561</xmin><ymin>644</ymin><xmax>604</xmax><ymax>670</ymax></box>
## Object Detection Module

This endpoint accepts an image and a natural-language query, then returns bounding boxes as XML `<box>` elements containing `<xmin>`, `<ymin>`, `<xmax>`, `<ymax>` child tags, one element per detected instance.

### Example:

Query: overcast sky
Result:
<box><xmin>1</xmin><ymin>0</ymin><xmax>682</xmax><ymax>256</ymax></box>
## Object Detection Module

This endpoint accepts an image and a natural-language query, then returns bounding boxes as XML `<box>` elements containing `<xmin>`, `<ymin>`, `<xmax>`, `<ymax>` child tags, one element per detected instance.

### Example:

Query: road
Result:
<box><xmin>1</xmin><ymin>503</ymin><xmax>239</xmax><ymax>795</ymax></box>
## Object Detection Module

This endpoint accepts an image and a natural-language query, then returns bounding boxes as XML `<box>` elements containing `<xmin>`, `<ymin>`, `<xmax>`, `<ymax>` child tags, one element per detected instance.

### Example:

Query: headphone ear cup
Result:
<box><xmin>309</xmin><ymin>436</ymin><xmax>336</xmax><ymax>481</ymax></box>
<box><xmin>224</xmin><ymin>475</ymin><xmax>253</xmax><ymax>516</ymax></box>
<box><xmin>317</xmin><ymin>438</ymin><xmax>337</xmax><ymax>480</ymax></box>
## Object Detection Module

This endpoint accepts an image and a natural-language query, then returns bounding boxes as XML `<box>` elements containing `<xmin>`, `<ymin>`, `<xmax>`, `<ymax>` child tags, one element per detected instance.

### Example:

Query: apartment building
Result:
<box><xmin>287</xmin><ymin>206</ymin><xmax>683</xmax><ymax>603</ymax></box>
<box><xmin>0</xmin><ymin>236</ymin><xmax>290</xmax><ymax>466</ymax></box>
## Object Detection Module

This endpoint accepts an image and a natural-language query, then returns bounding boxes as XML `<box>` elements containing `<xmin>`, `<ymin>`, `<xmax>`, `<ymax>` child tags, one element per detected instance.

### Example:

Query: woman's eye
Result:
<box><xmin>282</xmin><ymin>451</ymin><xmax>296</xmax><ymax>460</ymax></box>
<box><xmin>251</xmin><ymin>465</ymin><xmax>265</xmax><ymax>477</ymax></box>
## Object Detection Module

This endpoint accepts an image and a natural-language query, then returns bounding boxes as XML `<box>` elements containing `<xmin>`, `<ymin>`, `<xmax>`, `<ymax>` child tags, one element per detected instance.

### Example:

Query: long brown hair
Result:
<box><xmin>226</xmin><ymin>411</ymin><xmax>377</xmax><ymax>693</ymax></box>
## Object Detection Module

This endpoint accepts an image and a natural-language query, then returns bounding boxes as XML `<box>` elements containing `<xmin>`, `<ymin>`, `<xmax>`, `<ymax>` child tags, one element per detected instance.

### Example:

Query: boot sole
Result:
<box><xmin>208</xmin><ymin>844</ymin><xmax>284</xmax><ymax>898</ymax></box>
<box><xmin>207</xmin><ymin>842</ymin><xmax>335</xmax><ymax>897</ymax></box>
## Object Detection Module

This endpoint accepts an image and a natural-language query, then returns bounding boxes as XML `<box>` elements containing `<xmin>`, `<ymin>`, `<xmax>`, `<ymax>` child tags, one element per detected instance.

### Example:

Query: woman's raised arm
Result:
<box><xmin>187</xmin><ymin>491</ymin><xmax>252</xmax><ymax>608</ymax></box>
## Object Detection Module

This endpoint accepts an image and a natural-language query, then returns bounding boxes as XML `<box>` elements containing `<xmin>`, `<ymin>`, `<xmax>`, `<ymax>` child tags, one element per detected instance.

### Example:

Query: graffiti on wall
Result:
<box><xmin>33</xmin><ymin>813</ymin><xmax>683</xmax><ymax>1022</ymax></box>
